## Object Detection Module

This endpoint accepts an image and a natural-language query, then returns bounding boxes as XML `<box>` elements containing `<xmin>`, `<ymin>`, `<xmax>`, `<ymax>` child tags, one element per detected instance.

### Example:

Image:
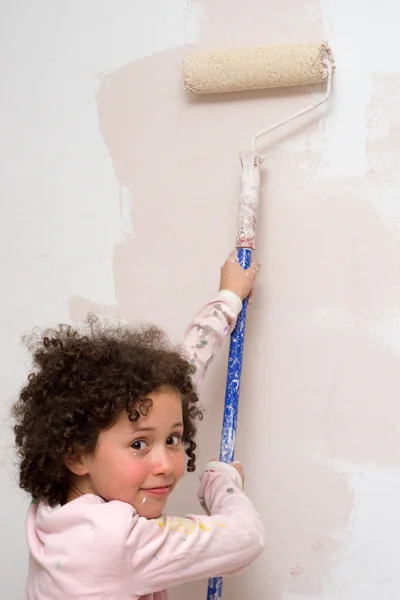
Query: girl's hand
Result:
<box><xmin>230</xmin><ymin>461</ymin><xmax>245</xmax><ymax>486</ymax></box>
<box><xmin>206</xmin><ymin>459</ymin><xmax>245</xmax><ymax>488</ymax></box>
<box><xmin>219</xmin><ymin>250</ymin><xmax>261</xmax><ymax>301</ymax></box>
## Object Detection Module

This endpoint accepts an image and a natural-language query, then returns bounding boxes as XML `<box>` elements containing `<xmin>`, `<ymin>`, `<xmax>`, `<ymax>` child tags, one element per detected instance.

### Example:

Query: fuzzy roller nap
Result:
<box><xmin>182</xmin><ymin>40</ymin><xmax>334</xmax><ymax>600</ymax></box>
<box><xmin>182</xmin><ymin>42</ymin><xmax>334</xmax><ymax>94</ymax></box>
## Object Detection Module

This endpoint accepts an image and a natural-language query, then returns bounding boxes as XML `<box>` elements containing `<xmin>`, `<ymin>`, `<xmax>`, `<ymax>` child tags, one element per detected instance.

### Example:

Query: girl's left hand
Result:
<box><xmin>219</xmin><ymin>250</ymin><xmax>261</xmax><ymax>301</ymax></box>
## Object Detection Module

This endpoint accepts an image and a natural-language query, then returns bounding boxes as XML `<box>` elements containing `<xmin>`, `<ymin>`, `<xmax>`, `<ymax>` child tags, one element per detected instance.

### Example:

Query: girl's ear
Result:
<box><xmin>63</xmin><ymin>448</ymin><xmax>90</xmax><ymax>476</ymax></box>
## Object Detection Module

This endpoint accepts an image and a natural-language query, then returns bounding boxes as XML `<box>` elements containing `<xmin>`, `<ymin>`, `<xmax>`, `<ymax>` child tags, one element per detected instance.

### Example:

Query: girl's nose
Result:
<box><xmin>150</xmin><ymin>444</ymin><xmax>174</xmax><ymax>476</ymax></box>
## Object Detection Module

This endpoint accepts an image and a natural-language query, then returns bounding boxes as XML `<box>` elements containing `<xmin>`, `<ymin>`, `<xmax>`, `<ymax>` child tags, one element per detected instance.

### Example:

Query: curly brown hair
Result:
<box><xmin>12</xmin><ymin>315</ymin><xmax>203</xmax><ymax>507</ymax></box>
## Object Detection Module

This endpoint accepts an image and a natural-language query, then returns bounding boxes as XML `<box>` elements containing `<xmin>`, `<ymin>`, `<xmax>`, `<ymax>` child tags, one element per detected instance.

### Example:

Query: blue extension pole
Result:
<box><xmin>206</xmin><ymin>247</ymin><xmax>252</xmax><ymax>600</ymax></box>
<box><xmin>206</xmin><ymin>150</ymin><xmax>261</xmax><ymax>600</ymax></box>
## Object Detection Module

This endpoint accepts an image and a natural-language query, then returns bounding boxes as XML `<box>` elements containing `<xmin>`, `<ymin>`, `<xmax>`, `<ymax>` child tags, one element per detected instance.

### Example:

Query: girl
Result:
<box><xmin>12</xmin><ymin>252</ymin><xmax>264</xmax><ymax>599</ymax></box>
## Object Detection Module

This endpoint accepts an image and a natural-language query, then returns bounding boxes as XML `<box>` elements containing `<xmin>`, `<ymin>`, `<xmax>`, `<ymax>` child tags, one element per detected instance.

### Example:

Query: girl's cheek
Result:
<box><xmin>173</xmin><ymin>450</ymin><xmax>186</xmax><ymax>479</ymax></box>
<box><xmin>127</xmin><ymin>455</ymin><xmax>149</xmax><ymax>480</ymax></box>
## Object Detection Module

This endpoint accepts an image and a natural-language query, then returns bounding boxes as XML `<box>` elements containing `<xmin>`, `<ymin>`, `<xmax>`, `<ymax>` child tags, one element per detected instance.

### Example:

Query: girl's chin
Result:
<box><xmin>137</xmin><ymin>508</ymin><xmax>164</xmax><ymax>519</ymax></box>
<box><xmin>133</xmin><ymin>500</ymin><xmax>167</xmax><ymax>519</ymax></box>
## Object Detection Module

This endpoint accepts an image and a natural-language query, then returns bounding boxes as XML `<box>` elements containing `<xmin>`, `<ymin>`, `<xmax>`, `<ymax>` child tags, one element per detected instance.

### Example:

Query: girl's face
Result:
<box><xmin>68</xmin><ymin>387</ymin><xmax>186</xmax><ymax>519</ymax></box>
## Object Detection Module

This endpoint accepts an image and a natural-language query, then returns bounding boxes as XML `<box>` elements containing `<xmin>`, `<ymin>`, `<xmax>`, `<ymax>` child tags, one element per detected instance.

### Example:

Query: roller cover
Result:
<box><xmin>182</xmin><ymin>42</ymin><xmax>334</xmax><ymax>94</ymax></box>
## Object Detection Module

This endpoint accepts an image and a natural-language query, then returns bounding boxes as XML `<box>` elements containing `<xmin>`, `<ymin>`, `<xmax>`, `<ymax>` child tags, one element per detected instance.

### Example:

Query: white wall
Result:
<box><xmin>1</xmin><ymin>1</ymin><xmax>400</xmax><ymax>599</ymax></box>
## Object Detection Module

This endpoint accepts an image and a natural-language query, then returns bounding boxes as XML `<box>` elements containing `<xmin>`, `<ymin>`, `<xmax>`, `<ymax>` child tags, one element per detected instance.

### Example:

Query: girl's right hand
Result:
<box><xmin>208</xmin><ymin>459</ymin><xmax>245</xmax><ymax>486</ymax></box>
<box><xmin>219</xmin><ymin>250</ymin><xmax>260</xmax><ymax>301</ymax></box>
<box><xmin>230</xmin><ymin>461</ymin><xmax>245</xmax><ymax>486</ymax></box>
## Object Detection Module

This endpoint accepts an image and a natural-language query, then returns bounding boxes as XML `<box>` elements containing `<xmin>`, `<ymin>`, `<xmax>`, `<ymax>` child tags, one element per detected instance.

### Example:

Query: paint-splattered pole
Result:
<box><xmin>207</xmin><ymin>151</ymin><xmax>262</xmax><ymax>600</ymax></box>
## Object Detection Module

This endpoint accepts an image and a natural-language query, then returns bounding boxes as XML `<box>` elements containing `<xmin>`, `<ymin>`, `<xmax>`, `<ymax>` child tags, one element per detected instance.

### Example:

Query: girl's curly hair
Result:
<box><xmin>12</xmin><ymin>315</ymin><xmax>203</xmax><ymax>507</ymax></box>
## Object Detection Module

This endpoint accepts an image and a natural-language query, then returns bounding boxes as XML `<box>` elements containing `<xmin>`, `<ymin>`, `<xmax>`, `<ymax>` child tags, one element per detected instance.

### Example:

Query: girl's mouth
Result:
<box><xmin>141</xmin><ymin>486</ymin><xmax>170</xmax><ymax>496</ymax></box>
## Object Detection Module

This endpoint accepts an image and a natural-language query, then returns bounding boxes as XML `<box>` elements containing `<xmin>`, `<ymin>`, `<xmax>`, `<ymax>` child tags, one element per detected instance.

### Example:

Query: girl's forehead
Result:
<box><xmin>114</xmin><ymin>394</ymin><xmax>183</xmax><ymax>433</ymax></box>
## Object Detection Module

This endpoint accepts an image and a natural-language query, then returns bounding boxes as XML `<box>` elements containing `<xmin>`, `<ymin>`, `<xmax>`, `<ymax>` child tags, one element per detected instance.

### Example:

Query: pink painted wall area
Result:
<box><xmin>2</xmin><ymin>1</ymin><xmax>400</xmax><ymax>598</ymax></box>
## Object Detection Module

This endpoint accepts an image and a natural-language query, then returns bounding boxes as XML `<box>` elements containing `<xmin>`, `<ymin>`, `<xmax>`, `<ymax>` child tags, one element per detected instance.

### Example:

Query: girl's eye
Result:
<box><xmin>130</xmin><ymin>439</ymin><xmax>147</xmax><ymax>451</ymax></box>
<box><xmin>166</xmin><ymin>434</ymin><xmax>182</xmax><ymax>447</ymax></box>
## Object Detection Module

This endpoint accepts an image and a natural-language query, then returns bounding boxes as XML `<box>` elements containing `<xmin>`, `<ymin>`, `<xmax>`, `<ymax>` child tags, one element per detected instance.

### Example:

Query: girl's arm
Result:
<box><xmin>183</xmin><ymin>289</ymin><xmax>242</xmax><ymax>388</ymax></box>
<box><xmin>122</xmin><ymin>462</ymin><xmax>264</xmax><ymax>595</ymax></box>
<box><xmin>183</xmin><ymin>252</ymin><xmax>260</xmax><ymax>388</ymax></box>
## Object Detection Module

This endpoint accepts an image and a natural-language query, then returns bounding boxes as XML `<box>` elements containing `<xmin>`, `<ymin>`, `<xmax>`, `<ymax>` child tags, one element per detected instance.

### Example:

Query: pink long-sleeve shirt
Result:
<box><xmin>25</xmin><ymin>291</ymin><xmax>265</xmax><ymax>599</ymax></box>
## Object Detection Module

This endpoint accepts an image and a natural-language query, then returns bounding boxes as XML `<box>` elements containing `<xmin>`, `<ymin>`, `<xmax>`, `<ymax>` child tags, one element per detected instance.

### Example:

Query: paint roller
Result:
<box><xmin>181</xmin><ymin>41</ymin><xmax>335</xmax><ymax>600</ymax></box>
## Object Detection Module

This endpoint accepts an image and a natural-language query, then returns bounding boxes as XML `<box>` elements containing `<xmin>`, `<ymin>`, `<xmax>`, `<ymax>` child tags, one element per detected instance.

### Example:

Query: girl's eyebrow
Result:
<box><xmin>133</xmin><ymin>421</ymin><xmax>184</xmax><ymax>432</ymax></box>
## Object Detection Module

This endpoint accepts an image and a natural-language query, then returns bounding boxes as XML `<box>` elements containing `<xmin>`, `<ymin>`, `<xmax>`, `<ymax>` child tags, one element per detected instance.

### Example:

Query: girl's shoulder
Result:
<box><xmin>31</xmin><ymin>494</ymin><xmax>137</xmax><ymax>531</ymax></box>
<box><xmin>26</xmin><ymin>496</ymin><xmax>141</xmax><ymax>583</ymax></box>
